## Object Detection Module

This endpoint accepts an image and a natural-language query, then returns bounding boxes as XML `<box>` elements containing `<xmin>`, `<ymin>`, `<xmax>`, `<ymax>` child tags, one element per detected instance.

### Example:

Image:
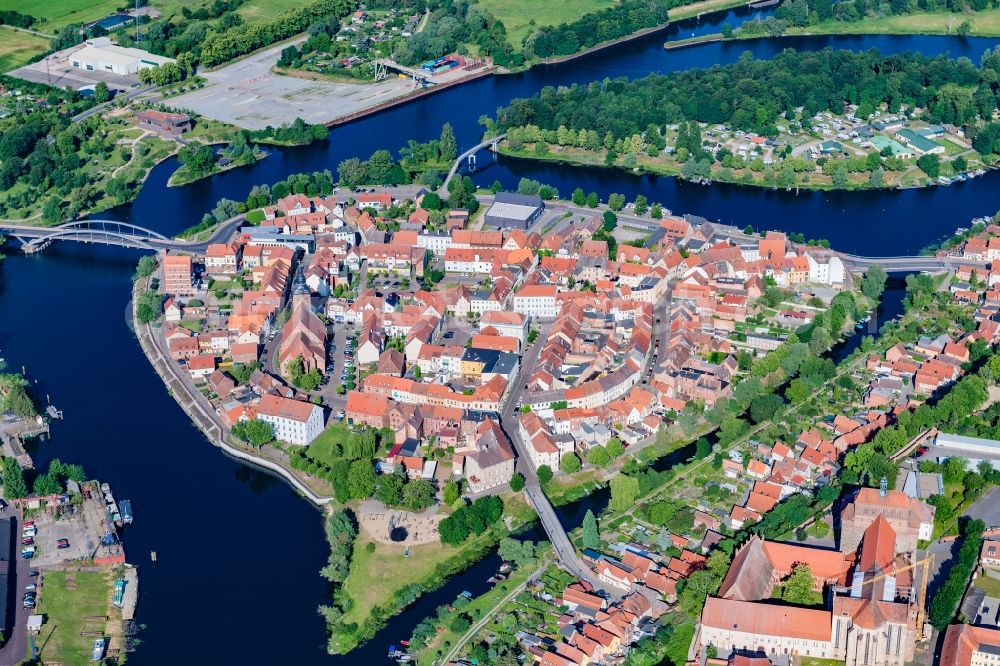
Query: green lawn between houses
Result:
<box><xmin>307</xmin><ymin>420</ymin><xmax>353</xmax><ymax>466</ymax></box>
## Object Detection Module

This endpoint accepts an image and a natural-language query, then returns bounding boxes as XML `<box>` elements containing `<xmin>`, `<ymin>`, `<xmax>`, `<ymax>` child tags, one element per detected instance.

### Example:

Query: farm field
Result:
<box><xmin>0</xmin><ymin>28</ymin><xmax>49</xmax><ymax>72</ymax></box>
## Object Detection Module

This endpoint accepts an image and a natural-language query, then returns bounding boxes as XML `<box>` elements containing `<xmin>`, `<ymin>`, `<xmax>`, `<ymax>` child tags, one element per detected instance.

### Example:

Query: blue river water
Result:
<box><xmin>0</xmin><ymin>10</ymin><xmax>996</xmax><ymax>664</ymax></box>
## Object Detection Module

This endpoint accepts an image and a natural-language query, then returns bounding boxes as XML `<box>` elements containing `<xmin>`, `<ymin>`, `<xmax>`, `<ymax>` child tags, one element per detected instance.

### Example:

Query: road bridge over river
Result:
<box><xmin>0</xmin><ymin>216</ymin><xmax>245</xmax><ymax>254</ymax></box>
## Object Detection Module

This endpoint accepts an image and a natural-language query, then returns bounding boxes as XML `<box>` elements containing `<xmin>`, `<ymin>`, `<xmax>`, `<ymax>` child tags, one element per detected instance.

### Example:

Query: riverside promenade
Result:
<box><xmin>131</xmin><ymin>271</ymin><xmax>332</xmax><ymax>506</ymax></box>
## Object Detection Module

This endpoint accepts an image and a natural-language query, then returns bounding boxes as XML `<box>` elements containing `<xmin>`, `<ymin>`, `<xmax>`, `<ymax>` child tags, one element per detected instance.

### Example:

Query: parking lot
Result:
<box><xmin>10</xmin><ymin>45</ymin><xmax>139</xmax><ymax>91</ymax></box>
<box><xmin>319</xmin><ymin>324</ymin><xmax>357</xmax><ymax>415</ymax></box>
<box><xmin>27</xmin><ymin>509</ymin><xmax>93</xmax><ymax>568</ymax></box>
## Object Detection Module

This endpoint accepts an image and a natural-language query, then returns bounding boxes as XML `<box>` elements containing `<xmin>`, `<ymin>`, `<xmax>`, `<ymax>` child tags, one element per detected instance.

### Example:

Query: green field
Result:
<box><xmin>1</xmin><ymin>0</ymin><xmax>121</xmax><ymax>30</ymax></box>
<box><xmin>786</xmin><ymin>8</ymin><xmax>1000</xmax><ymax>36</ymax></box>
<box><xmin>36</xmin><ymin>570</ymin><xmax>114</xmax><ymax>665</ymax></box>
<box><xmin>0</xmin><ymin>27</ymin><xmax>49</xmax><ymax>72</ymax></box>
<box><xmin>307</xmin><ymin>421</ymin><xmax>354</xmax><ymax>466</ymax></box>
<box><xmin>476</xmin><ymin>0</ymin><xmax>615</xmax><ymax>49</ymax></box>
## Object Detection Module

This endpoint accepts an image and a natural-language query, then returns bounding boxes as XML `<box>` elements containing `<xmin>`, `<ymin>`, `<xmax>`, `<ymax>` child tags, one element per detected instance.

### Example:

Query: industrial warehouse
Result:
<box><xmin>483</xmin><ymin>192</ymin><xmax>544</xmax><ymax>230</ymax></box>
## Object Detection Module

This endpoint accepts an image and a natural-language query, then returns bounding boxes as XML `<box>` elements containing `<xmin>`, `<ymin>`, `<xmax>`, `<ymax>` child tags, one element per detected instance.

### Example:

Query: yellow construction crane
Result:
<box><xmin>848</xmin><ymin>553</ymin><xmax>935</xmax><ymax>640</ymax></box>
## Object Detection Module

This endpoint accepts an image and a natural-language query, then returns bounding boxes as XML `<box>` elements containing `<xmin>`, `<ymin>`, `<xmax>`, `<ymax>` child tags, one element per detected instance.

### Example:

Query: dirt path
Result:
<box><xmin>0</xmin><ymin>23</ymin><xmax>54</xmax><ymax>38</ymax></box>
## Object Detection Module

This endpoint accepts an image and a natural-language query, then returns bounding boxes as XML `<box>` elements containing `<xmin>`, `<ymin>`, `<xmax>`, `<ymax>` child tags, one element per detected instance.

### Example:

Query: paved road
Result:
<box><xmin>0</xmin><ymin>509</ymin><xmax>33</xmax><ymax>666</ymax></box>
<box><xmin>0</xmin><ymin>214</ymin><xmax>245</xmax><ymax>255</ymax></box>
<box><xmin>496</xmin><ymin>320</ymin><xmax>623</xmax><ymax>597</ymax></box>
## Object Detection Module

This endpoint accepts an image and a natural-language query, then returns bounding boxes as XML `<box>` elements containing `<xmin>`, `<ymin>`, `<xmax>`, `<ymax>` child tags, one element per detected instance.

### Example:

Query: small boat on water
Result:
<box><xmin>119</xmin><ymin>499</ymin><xmax>134</xmax><ymax>525</ymax></box>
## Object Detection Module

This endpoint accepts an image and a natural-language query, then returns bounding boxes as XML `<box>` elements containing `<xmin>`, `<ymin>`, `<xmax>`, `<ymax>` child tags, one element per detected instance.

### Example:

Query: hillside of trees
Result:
<box><xmin>496</xmin><ymin>47</ymin><xmax>1000</xmax><ymax>149</ymax></box>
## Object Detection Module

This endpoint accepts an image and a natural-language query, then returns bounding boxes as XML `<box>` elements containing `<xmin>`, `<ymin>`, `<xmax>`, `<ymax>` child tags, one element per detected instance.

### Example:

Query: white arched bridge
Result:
<box><xmin>0</xmin><ymin>216</ymin><xmax>245</xmax><ymax>254</ymax></box>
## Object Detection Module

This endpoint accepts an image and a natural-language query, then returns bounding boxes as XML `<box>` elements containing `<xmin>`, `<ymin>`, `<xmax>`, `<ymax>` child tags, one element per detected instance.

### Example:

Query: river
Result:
<box><xmin>0</xmin><ymin>9</ymin><xmax>995</xmax><ymax>664</ymax></box>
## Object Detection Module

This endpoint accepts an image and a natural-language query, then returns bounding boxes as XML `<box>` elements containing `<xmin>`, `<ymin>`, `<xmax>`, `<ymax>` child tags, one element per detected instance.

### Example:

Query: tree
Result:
<box><xmin>781</xmin><ymin>564</ymin><xmax>816</xmax><ymax>604</ymax></box>
<box><xmin>347</xmin><ymin>459</ymin><xmax>376</xmax><ymax>499</ymax></box>
<box><xmin>586</xmin><ymin>191</ymin><xmax>599</xmax><ymax>207</ymax></box>
<box><xmin>917</xmin><ymin>153</ymin><xmax>941</xmax><ymax>178</ymax></box>
<box><xmin>956</xmin><ymin>19</ymin><xmax>972</xmax><ymax>37</ymax></box>
<box><xmin>177</xmin><ymin>143</ymin><xmax>216</xmax><ymax>177</ymax></box>
<box><xmin>560</xmin><ymin>453</ymin><xmax>582</xmax><ymax>474</ymax></box>
<box><xmin>606</xmin><ymin>438</ymin><xmax>625</xmax><ymax>458</ymax></box>
<box><xmin>93</xmin><ymin>81</ymin><xmax>111</xmax><ymax>104</ymax></box>
<box><xmin>609</xmin><ymin>474</ymin><xmax>639</xmax><ymax>511</ymax></box>
<box><xmin>231</xmin><ymin>418</ymin><xmax>275</xmax><ymax>447</ymax></box>
<box><xmin>750</xmin><ymin>393</ymin><xmax>784</xmax><ymax>423</ymax></box>
<box><xmin>375</xmin><ymin>469</ymin><xmax>405</xmax><ymax>505</ymax></box>
<box><xmin>587</xmin><ymin>445</ymin><xmax>611</xmax><ymax>468</ymax></box>
<box><xmin>785</xmin><ymin>378</ymin><xmax>811</xmax><ymax>404</ymax></box>
<box><xmin>582</xmin><ymin>509</ymin><xmax>600</xmax><ymax>549</ymax></box>
<box><xmin>861</xmin><ymin>265</ymin><xmax>887</xmax><ymax>302</ymax></box>
<box><xmin>134</xmin><ymin>255</ymin><xmax>157</xmax><ymax>279</ymax></box>
<box><xmin>33</xmin><ymin>472</ymin><xmax>61</xmax><ymax>496</ymax></box>
<box><xmin>656</xmin><ymin>527</ymin><xmax>671</xmax><ymax>551</ymax></box>
<box><xmin>537</xmin><ymin>465</ymin><xmax>553</xmax><ymax>485</ymax></box>
<box><xmin>572</xmin><ymin>187</ymin><xmax>586</xmax><ymax>205</ymax></box>
<box><xmin>634</xmin><ymin>195</ymin><xmax>648</xmax><ymax>215</ymax></box>
<box><xmin>442</xmin><ymin>480</ymin><xmax>461</xmax><ymax>505</ymax></box>
<box><xmin>439</xmin><ymin>123</ymin><xmax>457</xmax><ymax>162</ymax></box>
<box><xmin>403</xmin><ymin>479</ymin><xmax>436</xmax><ymax>511</ymax></box>
<box><xmin>608</xmin><ymin>193</ymin><xmax>625</xmax><ymax>211</ymax></box>
<box><xmin>499</xmin><ymin>537</ymin><xmax>536</xmax><ymax>568</ymax></box>
<box><xmin>510</xmin><ymin>471</ymin><xmax>526</xmax><ymax>491</ymax></box>
<box><xmin>3</xmin><ymin>458</ymin><xmax>27</xmax><ymax>499</ymax></box>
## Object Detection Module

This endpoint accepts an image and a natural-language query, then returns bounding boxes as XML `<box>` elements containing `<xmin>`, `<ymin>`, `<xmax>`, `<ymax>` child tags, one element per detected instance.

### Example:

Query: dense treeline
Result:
<box><xmin>438</xmin><ymin>495</ymin><xmax>504</xmax><ymax>544</ymax></box>
<box><xmin>200</xmin><ymin>0</ymin><xmax>354</xmax><ymax>66</ymax></box>
<box><xmin>497</xmin><ymin>47</ymin><xmax>1000</xmax><ymax>150</ymax></box>
<box><xmin>248</xmin><ymin>118</ymin><xmax>329</xmax><ymax>145</ymax></box>
<box><xmin>0</xmin><ymin>10</ymin><xmax>35</xmax><ymax>28</ymax></box>
<box><xmin>928</xmin><ymin>518</ymin><xmax>984</xmax><ymax>628</ymax></box>
<box><xmin>525</xmin><ymin>0</ymin><xmax>669</xmax><ymax>58</ymax></box>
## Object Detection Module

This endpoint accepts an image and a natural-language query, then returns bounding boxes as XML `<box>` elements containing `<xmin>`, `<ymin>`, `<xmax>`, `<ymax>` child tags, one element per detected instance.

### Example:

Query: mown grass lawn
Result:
<box><xmin>975</xmin><ymin>572</ymin><xmax>1000</xmax><ymax>597</ymax></box>
<box><xmin>475</xmin><ymin>0</ymin><xmax>615</xmax><ymax>50</ymax></box>
<box><xmin>307</xmin><ymin>421</ymin><xmax>354</xmax><ymax>466</ymax></box>
<box><xmin>340</xmin><ymin>537</ymin><xmax>457</xmax><ymax>627</ymax></box>
<box><xmin>36</xmin><ymin>570</ymin><xmax>113</xmax><ymax>666</ymax></box>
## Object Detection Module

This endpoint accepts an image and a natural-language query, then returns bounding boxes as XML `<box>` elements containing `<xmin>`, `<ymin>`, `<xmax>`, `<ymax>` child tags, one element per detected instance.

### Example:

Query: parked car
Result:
<box><xmin>25</xmin><ymin>584</ymin><xmax>36</xmax><ymax>591</ymax></box>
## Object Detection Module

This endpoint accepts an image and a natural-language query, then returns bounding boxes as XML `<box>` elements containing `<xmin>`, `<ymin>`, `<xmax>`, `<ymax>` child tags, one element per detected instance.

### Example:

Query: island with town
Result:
<box><xmin>127</xmin><ymin>162</ymin><xmax>1000</xmax><ymax>666</ymax></box>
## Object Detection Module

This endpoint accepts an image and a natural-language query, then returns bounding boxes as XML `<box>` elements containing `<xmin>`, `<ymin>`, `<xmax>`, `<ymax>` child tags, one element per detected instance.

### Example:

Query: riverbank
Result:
<box><xmin>497</xmin><ymin>133</ymin><xmax>994</xmax><ymax>192</ymax></box>
<box><xmin>130</xmin><ymin>269</ymin><xmax>333</xmax><ymax>505</ymax></box>
<box><xmin>329</xmin><ymin>493</ymin><xmax>538</xmax><ymax>654</ymax></box>
<box><xmin>662</xmin><ymin>7</ymin><xmax>1000</xmax><ymax>46</ymax></box>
